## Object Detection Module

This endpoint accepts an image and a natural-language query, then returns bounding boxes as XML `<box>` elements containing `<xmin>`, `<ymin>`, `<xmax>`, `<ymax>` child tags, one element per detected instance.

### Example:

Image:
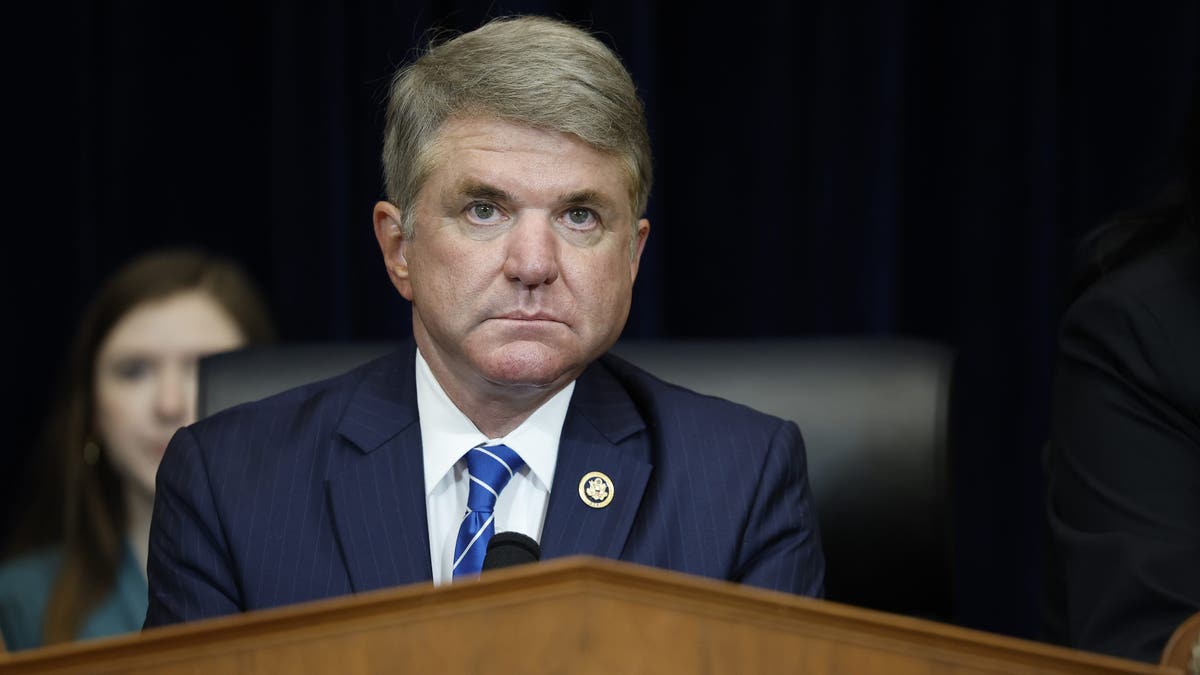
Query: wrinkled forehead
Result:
<box><xmin>416</xmin><ymin>115</ymin><xmax>641</xmax><ymax>217</ymax></box>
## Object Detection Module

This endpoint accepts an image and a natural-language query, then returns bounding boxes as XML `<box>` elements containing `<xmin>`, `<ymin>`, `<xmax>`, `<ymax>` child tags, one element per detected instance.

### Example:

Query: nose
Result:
<box><xmin>154</xmin><ymin>363</ymin><xmax>194</xmax><ymax>425</ymax></box>
<box><xmin>502</xmin><ymin>216</ymin><xmax>560</xmax><ymax>288</ymax></box>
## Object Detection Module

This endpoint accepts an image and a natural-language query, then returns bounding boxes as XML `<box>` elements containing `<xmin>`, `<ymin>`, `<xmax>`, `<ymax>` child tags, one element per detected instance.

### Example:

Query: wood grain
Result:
<box><xmin>0</xmin><ymin>557</ymin><xmax>1180</xmax><ymax>675</ymax></box>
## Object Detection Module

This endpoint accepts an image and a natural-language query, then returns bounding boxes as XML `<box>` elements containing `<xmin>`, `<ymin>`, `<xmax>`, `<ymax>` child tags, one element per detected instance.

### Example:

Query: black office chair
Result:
<box><xmin>198</xmin><ymin>337</ymin><xmax>955</xmax><ymax>620</ymax></box>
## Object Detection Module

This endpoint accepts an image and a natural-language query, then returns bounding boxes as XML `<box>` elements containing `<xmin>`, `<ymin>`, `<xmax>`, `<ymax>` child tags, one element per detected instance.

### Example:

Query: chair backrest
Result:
<box><xmin>198</xmin><ymin>337</ymin><xmax>954</xmax><ymax>620</ymax></box>
<box><xmin>612</xmin><ymin>339</ymin><xmax>955</xmax><ymax>620</ymax></box>
<box><xmin>198</xmin><ymin>342</ymin><xmax>397</xmax><ymax>418</ymax></box>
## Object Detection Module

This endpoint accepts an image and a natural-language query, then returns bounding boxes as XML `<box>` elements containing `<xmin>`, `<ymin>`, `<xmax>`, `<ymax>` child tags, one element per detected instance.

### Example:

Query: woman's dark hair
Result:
<box><xmin>1070</xmin><ymin>88</ymin><xmax>1200</xmax><ymax>299</ymax></box>
<box><xmin>8</xmin><ymin>248</ymin><xmax>275</xmax><ymax>645</ymax></box>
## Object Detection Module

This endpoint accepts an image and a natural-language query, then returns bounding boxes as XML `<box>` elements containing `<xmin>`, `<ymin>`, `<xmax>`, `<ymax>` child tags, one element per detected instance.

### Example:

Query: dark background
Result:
<box><xmin>5</xmin><ymin>0</ymin><xmax>1197</xmax><ymax>642</ymax></box>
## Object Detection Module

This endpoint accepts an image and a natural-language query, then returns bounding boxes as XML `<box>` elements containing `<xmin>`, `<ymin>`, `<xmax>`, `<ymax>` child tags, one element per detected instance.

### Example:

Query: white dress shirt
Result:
<box><xmin>416</xmin><ymin>349</ymin><xmax>572</xmax><ymax>584</ymax></box>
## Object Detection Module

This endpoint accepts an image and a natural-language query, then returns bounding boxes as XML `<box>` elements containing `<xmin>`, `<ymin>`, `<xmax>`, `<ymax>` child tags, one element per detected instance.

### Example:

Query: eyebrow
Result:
<box><xmin>558</xmin><ymin>190</ymin><xmax>616</xmax><ymax>212</ymax></box>
<box><xmin>454</xmin><ymin>179</ymin><xmax>513</xmax><ymax>204</ymax></box>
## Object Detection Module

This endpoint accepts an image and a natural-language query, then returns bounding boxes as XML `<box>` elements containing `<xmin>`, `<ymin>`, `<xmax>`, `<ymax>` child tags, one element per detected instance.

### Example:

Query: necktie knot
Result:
<box><xmin>465</xmin><ymin>443</ymin><xmax>524</xmax><ymax>513</ymax></box>
<box><xmin>453</xmin><ymin>443</ymin><xmax>525</xmax><ymax>578</ymax></box>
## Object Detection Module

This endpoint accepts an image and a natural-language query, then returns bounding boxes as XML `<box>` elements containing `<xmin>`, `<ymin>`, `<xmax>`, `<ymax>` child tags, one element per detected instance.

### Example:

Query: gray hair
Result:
<box><xmin>382</xmin><ymin>16</ymin><xmax>652</xmax><ymax>238</ymax></box>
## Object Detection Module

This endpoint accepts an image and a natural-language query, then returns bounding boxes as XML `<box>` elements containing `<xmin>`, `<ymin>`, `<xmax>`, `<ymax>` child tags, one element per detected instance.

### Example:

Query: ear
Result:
<box><xmin>629</xmin><ymin>218</ymin><xmax>650</xmax><ymax>283</ymax></box>
<box><xmin>373</xmin><ymin>201</ymin><xmax>414</xmax><ymax>301</ymax></box>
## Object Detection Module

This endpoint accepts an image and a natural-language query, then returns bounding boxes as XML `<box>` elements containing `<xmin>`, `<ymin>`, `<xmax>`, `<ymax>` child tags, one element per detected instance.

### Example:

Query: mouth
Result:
<box><xmin>494</xmin><ymin>312</ymin><xmax>564</xmax><ymax>323</ymax></box>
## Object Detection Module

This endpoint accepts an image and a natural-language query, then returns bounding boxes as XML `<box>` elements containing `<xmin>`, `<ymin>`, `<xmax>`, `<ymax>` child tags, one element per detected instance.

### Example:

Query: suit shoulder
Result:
<box><xmin>189</xmin><ymin>350</ymin><xmax>397</xmax><ymax>441</ymax></box>
<box><xmin>1063</xmin><ymin>234</ymin><xmax>1200</xmax><ymax>332</ymax></box>
<box><xmin>161</xmin><ymin>350</ymin><xmax>415</xmax><ymax>489</ymax></box>
<box><xmin>1065</xmin><ymin>234</ymin><xmax>1199</xmax><ymax>334</ymax></box>
<box><xmin>1060</xmin><ymin>235</ymin><xmax>1200</xmax><ymax>418</ymax></box>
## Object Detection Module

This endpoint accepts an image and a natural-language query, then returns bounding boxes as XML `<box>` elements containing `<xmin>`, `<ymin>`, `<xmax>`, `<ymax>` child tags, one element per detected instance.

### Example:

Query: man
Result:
<box><xmin>144</xmin><ymin>15</ymin><xmax>823</xmax><ymax>626</ymax></box>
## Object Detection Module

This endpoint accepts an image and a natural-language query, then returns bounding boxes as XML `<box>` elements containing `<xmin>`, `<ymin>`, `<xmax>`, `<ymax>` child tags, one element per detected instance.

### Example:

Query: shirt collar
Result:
<box><xmin>416</xmin><ymin>348</ymin><xmax>571</xmax><ymax>496</ymax></box>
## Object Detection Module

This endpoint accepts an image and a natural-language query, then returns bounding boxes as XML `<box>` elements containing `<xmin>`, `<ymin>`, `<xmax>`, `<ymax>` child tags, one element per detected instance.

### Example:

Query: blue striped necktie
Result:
<box><xmin>453</xmin><ymin>443</ymin><xmax>525</xmax><ymax>578</ymax></box>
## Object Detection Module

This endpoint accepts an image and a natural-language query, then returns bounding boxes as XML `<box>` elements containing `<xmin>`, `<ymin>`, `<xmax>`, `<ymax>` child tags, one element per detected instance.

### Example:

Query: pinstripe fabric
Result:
<box><xmin>145</xmin><ymin>342</ymin><xmax>824</xmax><ymax>628</ymax></box>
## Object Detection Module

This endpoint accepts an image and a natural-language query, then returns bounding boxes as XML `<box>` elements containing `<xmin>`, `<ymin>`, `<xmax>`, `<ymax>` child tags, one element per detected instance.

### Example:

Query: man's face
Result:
<box><xmin>375</xmin><ymin>116</ymin><xmax>649</xmax><ymax>398</ymax></box>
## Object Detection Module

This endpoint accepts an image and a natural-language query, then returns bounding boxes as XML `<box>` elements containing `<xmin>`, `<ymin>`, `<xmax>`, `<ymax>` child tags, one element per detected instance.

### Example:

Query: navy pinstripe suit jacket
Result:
<box><xmin>144</xmin><ymin>343</ymin><xmax>825</xmax><ymax>627</ymax></box>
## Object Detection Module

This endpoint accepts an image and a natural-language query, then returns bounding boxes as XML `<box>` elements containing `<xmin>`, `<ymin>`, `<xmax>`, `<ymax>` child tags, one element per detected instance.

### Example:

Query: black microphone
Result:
<box><xmin>482</xmin><ymin>532</ymin><xmax>541</xmax><ymax>571</ymax></box>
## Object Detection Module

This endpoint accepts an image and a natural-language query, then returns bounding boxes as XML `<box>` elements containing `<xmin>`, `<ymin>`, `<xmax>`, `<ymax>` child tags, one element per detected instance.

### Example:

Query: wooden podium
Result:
<box><xmin>0</xmin><ymin>557</ymin><xmax>1188</xmax><ymax>674</ymax></box>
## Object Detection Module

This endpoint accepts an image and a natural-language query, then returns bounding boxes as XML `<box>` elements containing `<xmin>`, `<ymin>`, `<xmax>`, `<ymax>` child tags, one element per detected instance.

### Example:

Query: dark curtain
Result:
<box><xmin>6</xmin><ymin>0</ymin><xmax>1197</xmax><ymax>640</ymax></box>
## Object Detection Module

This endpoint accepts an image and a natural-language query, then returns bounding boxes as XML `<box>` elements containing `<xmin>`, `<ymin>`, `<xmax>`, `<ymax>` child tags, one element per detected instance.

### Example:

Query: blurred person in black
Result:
<box><xmin>0</xmin><ymin>249</ymin><xmax>275</xmax><ymax>651</ymax></box>
<box><xmin>1044</xmin><ymin>92</ymin><xmax>1200</xmax><ymax>662</ymax></box>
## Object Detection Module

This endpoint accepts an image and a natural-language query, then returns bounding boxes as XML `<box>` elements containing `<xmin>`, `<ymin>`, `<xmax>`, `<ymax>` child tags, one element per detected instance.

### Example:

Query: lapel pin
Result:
<box><xmin>578</xmin><ymin>471</ymin><xmax>614</xmax><ymax>509</ymax></box>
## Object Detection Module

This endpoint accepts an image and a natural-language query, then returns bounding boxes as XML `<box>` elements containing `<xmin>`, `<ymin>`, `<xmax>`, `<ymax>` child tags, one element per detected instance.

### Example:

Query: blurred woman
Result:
<box><xmin>0</xmin><ymin>249</ymin><xmax>274</xmax><ymax>650</ymax></box>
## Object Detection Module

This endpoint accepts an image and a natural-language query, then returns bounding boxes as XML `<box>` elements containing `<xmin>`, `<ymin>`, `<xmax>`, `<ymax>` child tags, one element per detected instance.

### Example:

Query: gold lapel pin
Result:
<box><xmin>578</xmin><ymin>471</ymin><xmax>614</xmax><ymax>509</ymax></box>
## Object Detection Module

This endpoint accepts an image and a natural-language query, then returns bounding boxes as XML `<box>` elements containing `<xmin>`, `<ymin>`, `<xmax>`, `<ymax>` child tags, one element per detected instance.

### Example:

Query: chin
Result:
<box><xmin>478</xmin><ymin>341</ymin><xmax>581</xmax><ymax>388</ymax></box>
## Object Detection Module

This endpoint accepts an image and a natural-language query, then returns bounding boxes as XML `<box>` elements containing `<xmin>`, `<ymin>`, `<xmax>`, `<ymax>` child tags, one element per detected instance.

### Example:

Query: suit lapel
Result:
<box><xmin>327</xmin><ymin>344</ymin><xmax>433</xmax><ymax>592</ymax></box>
<box><xmin>540</xmin><ymin>357</ymin><xmax>653</xmax><ymax>560</ymax></box>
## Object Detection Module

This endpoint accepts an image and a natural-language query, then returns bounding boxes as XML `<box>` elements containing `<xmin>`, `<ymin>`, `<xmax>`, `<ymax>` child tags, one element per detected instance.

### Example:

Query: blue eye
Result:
<box><xmin>564</xmin><ymin>208</ymin><xmax>596</xmax><ymax>228</ymax></box>
<box><xmin>467</xmin><ymin>202</ymin><xmax>504</xmax><ymax>224</ymax></box>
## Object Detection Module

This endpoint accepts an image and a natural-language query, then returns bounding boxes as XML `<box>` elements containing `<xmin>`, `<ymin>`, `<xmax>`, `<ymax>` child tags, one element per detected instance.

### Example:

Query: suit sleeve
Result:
<box><xmin>144</xmin><ymin>426</ymin><xmax>243</xmax><ymax>628</ymax></box>
<box><xmin>734</xmin><ymin>418</ymin><xmax>826</xmax><ymax>597</ymax></box>
<box><xmin>1047</xmin><ymin>283</ymin><xmax>1200</xmax><ymax>662</ymax></box>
